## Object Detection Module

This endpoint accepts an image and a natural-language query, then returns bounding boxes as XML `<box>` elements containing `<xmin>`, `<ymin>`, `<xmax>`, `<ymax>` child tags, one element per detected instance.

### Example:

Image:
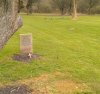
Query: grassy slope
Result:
<box><xmin>0</xmin><ymin>15</ymin><xmax>100</xmax><ymax>93</ymax></box>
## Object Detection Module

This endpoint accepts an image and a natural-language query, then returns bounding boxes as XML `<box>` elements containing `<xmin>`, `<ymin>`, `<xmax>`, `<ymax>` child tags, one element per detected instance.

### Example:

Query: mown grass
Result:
<box><xmin>0</xmin><ymin>15</ymin><xmax>100</xmax><ymax>93</ymax></box>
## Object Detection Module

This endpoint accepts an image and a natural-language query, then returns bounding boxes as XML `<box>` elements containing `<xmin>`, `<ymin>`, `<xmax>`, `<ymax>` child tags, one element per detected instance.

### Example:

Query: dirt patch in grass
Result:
<box><xmin>18</xmin><ymin>72</ymin><xmax>90</xmax><ymax>94</ymax></box>
<box><xmin>19</xmin><ymin>74</ymin><xmax>52</xmax><ymax>94</ymax></box>
<box><xmin>55</xmin><ymin>80</ymin><xmax>89</xmax><ymax>93</ymax></box>
<box><xmin>20</xmin><ymin>74</ymin><xmax>50</xmax><ymax>85</ymax></box>
<box><xmin>12</xmin><ymin>53</ymin><xmax>40</xmax><ymax>62</ymax></box>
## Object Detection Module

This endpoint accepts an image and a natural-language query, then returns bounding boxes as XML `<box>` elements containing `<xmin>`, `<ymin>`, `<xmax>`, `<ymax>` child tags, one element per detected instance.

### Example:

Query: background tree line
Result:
<box><xmin>18</xmin><ymin>0</ymin><xmax>100</xmax><ymax>15</ymax></box>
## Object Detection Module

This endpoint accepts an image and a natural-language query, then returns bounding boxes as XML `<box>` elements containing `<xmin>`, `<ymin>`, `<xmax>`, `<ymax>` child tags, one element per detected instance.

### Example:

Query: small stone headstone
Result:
<box><xmin>20</xmin><ymin>34</ymin><xmax>32</xmax><ymax>54</ymax></box>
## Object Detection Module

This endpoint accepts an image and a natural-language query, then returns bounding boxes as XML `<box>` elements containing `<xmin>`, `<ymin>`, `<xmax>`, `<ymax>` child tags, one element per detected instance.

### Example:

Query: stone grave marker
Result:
<box><xmin>20</xmin><ymin>34</ymin><xmax>33</xmax><ymax>54</ymax></box>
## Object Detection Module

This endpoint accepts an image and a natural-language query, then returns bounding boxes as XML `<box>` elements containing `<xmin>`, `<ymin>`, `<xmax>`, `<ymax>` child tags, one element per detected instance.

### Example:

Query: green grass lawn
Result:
<box><xmin>0</xmin><ymin>15</ymin><xmax>100</xmax><ymax>94</ymax></box>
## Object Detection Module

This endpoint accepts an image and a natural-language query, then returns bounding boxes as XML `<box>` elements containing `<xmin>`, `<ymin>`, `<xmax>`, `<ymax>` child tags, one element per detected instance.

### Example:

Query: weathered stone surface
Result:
<box><xmin>0</xmin><ymin>0</ymin><xmax>22</xmax><ymax>49</ymax></box>
<box><xmin>20</xmin><ymin>34</ymin><xmax>33</xmax><ymax>54</ymax></box>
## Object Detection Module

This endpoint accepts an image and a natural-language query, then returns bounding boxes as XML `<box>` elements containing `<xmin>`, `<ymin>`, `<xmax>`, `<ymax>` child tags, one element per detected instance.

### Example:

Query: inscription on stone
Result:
<box><xmin>20</xmin><ymin>34</ymin><xmax>32</xmax><ymax>53</ymax></box>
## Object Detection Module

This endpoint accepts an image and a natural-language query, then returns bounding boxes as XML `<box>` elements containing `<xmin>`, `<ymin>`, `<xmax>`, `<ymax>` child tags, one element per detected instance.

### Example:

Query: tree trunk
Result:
<box><xmin>68</xmin><ymin>0</ymin><xmax>72</xmax><ymax>15</ymax></box>
<box><xmin>0</xmin><ymin>0</ymin><xmax>22</xmax><ymax>49</ymax></box>
<box><xmin>61</xmin><ymin>8</ymin><xmax>65</xmax><ymax>15</ymax></box>
<box><xmin>72</xmin><ymin>0</ymin><xmax>77</xmax><ymax>20</ymax></box>
<box><xmin>88</xmin><ymin>0</ymin><xmax>92</xmax><ymax>15</ymax></box>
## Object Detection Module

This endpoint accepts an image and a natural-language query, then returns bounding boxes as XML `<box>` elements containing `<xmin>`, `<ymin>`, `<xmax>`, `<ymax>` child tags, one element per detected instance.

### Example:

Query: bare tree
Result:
<box><xmin>78</xmin><ymin>0</ymin><xmax>100</xmax><ymax>14</ymax></box>
<box><xmin>87</xmin><ymin>0</ymin><xmax>99</xmax><ymax>14</ymax></box>
<box><xmin>18</xmin><ymin>0</ymin><xmax>24</xmax><ymax>13</ymax></box>
<box><xmin>52</xmin><ymin>0</ymin><xmax>68</xmax><ymax>15</ymax></box>
<box><xmin>67</xmin><ymin>0</ymin><xmax>73</xmax><ymax>15</ymax></box>
<box><xmin>26</xmin><ymin>0</ymin><xmax>33</xmax><ymax>14</ymax></box>
<box><xmin>72</xmin><ymin>0</ymin><xmax>77</xmax><ymax>20</ymax></box>
<box><xmin>26</xmin><ymin>0</ymin><xmax>38</xmax><ymax>14</ymax></box>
